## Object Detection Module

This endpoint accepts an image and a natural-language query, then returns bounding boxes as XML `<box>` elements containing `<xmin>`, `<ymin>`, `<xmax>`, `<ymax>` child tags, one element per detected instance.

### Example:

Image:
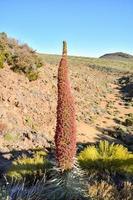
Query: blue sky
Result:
<box><xmin>0</xmin><ymin>0</ymin><xmax>132</xmax><ymax>57</ymax></box>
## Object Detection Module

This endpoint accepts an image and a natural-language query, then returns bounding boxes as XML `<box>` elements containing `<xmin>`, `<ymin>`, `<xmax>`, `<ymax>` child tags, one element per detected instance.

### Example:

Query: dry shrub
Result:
<box><xmin>88</xmin><ymin>180</ymin><xmax>133</xmax><ymax>200</ymax></box>
<box><xmin>0</xmin><ymin>32</ymin><xmax>43</xmax><ymax>80</ymax></box>
<box><xmin>88</xmin><ymin>180</ymin><xmax>117</xmax><ymax>200</ymax></box>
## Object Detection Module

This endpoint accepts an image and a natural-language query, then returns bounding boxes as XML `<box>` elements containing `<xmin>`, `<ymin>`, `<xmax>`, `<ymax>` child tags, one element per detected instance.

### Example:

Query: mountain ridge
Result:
<box><xmin>100</xmin><ymin>52</ymin><xmax>133</xmax><ymax>60</ymax></box>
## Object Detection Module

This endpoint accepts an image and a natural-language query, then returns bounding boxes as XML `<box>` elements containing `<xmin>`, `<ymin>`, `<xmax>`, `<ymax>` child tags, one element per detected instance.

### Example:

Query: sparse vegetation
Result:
<box><xmin>40</xmin><ymin>53</ymin><xmax>133</xmax><ymax>72</ymax></box>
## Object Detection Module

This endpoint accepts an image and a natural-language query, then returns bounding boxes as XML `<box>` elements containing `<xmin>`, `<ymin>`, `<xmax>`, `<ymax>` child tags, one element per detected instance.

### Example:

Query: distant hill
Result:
<box><xmin>100</xmin><ymin>52</ymin><xmax>133</xmax><ymax>60</ymax></box>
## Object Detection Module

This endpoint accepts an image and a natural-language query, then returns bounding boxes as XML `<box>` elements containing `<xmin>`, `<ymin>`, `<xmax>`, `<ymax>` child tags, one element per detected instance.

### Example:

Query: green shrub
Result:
<box><xmin>35</xmin><ymin>56</ymin><xmax>44</xmax><ymax>68</ymax></box>
<box><xmin>5</xmin><ymin>51</ymin><xmax>14</xmax><ymax>65</ymax></box>
<box><xmin>0</xmin><ymin>53</ymin><xmax>5</xmax><ymax>68</ymax></box>
<box><xmin>7</xmin><ymin>150</ymin><xmax>50</xmax><ymax>180</ymax></box>
<box><xmin>24</xmin><ymin>116</ymin><xmax>35</xmax><ymax>129</ymax></box>
<box><xmin>4</xmin><ymin>132</ymin><xmax>19</xmax><ymax>142</ymax></box>
<box><xmin>78</xmin><ymin>140</ymin><xmax>133</xmax><ymax>174</ymax></box>
<box><xmin>124</xmin><ymin>113</ymin><xmax>133</xmax><ymax>126</ymax></box>
<box><xmin>4</xmin><ymin>132</ymin><xmax>14</xmax><ymax>141</ymax></box>
<box><xmin>26</xmin><ymin>70</ymin><xmax>39</xmax><ymax>81</ymax></box>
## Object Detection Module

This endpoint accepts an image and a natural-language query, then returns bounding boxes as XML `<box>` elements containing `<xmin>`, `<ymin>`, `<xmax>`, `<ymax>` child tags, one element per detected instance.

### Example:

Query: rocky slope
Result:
<box><xmin>0</xmin><ymin>60</ymin><xmax>117</xmax><ymax>151</ymax></box>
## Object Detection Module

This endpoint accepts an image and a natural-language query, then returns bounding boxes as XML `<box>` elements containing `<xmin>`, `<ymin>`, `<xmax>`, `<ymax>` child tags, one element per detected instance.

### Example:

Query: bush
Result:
<box><xmin>7</xmin><ymin>150</ymin><xmax>50</xmax><ymax>181</ymax></box>
<box><xmin>88</xmin><ymin>180</ymin><xmax>133</xmax><ymax>200</ymax></box>
<box><xmin>4</xmin><ymin>132</ymin><xmax>20</xmax><ymax>142</ymax></box>
<box><xmin>124</xmin><ymin>113</ymin><xmax>133</xmax><ymax>126</ymax></box>
<box><xmin>78</xmin><ymin>140</ymin><xmax>133</xmax><ymax>174</ymax></box>
<box><xmin>26</xmin><ymin>70</ymin><xmax>39</xmax><ymax>81</ymax></box>
<box><xmin>0</xmin><ymin>53</ymin><xmax>5</xmax><ymax>68</ymax></box>
<box><xmin>0</xmin><ymin>32</ymin><xmax>43</xmax><ymax>80</ymax></box>
<box><xmin>10</xmin><ymin>46</ymin><xmax>43</xmax><ymax>79</ymax></box>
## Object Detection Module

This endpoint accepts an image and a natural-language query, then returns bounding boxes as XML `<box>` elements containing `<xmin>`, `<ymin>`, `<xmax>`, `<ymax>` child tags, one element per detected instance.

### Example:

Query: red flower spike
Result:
<box><xmin>55</xmin><ymin>41</ymin><xmax>77</xmax><ymax>171</ymax></box>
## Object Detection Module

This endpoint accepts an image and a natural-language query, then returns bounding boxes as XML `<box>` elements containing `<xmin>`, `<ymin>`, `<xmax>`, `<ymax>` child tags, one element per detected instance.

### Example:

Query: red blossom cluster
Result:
<box><xmin>55</xmin><ymin>41</ymin><xmax>77</xmax><ymax>171</ymax></box>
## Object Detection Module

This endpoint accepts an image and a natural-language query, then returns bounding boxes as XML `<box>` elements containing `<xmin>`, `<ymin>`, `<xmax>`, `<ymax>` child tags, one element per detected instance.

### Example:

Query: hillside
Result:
<box><xmin>40</xmin><ymin>53</ymin><xmax>133</xmax><ymax>72</ymax></box>
<box><xmin>100</xmin><ymin>52</ymin><xmax>133</xmax><ymax>61</ymax></box>
<box><xmin>0</xmin><ymin>52</ymin><xmax>133</xmax><ymax>153</ymax></box>
<box><xmin>0</xmin><ymin>58</ymin><xmax>113</xmax><ymax>150</ymax></box>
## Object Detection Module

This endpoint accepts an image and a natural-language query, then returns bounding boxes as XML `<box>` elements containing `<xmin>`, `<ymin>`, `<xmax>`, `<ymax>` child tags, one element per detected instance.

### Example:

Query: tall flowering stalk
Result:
<box><xmin>55</xmin><ymin>41</ymin><xmax>76</xmax><ymax>171</ymax></box>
